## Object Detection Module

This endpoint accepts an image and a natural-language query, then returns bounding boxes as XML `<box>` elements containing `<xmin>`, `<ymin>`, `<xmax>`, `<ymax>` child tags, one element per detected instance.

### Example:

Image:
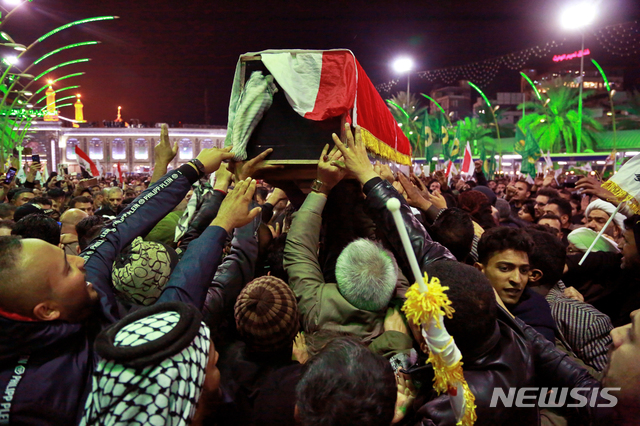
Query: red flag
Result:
<box><xmin>461</xmin><ymin>142</ymin><xmax>473</xmax><ymax>175</ymax></box>
<box><xmin>253</xmin><ymin>50</ymin><xmax>412</xmax><ymax>164</ymax></box>
<box><xmin>117</xmin><ymin>162</ymin><xmax>123</xmax><ymax>185</ymax></box>
<box><xmin>74</xmin><ymin>146</ymin><xmax>99</xmax><ymax>177</ymax></box>
<box><xmin>445</xmin><ymin>160</ymin><xmax>453</xmax><ymax>177</ymax></box>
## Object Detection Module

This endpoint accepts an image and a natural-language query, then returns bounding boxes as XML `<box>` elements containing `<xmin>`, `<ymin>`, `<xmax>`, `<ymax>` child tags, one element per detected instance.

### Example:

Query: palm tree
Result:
<box><xmin>387</xmin><ymin>92</ymin><xmax>429</xmax><ymax>157</ymax></box>
<box><xmin>455</xmin><ymin>117</ymin><xmax>494</xmax><ymax>155</ymax></box>
<box><xmin>517</xmin><ymin>77</ymin><xmax>603</xmax><ymax>153</ymax></box>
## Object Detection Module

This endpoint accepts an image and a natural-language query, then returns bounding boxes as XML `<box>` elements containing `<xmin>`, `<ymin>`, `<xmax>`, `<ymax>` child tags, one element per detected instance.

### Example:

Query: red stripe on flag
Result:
<box><xmin>304</xmin><ymin>51</ymin><xmax>356</xmax><ymax>121</ymax></box>
<box><xmin>461</xmin><ymin>142</ymin><xmax>473</xmax><ymax>174</ymax></box>
<box><xmin>74</xmin><ymin>146</ymin><xmax>99</xmax><ymax>177</ymax></box>
<box><xmin>445</xmin><ymin>160</ymin><xmax>453</xmax><ymax>177</ymax></box>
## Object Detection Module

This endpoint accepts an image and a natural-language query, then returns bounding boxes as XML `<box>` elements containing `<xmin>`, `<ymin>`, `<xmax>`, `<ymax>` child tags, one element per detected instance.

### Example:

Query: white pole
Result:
<box><xmin>386</xmin><ymin>198</ymin><xmax>427</xmax><ymax>291</ymax></box>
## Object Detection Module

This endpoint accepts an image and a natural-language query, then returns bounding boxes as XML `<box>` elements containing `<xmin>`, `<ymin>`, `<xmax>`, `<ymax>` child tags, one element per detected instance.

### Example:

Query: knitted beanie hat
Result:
<box><xmin>234</xmin><ymin>275</ymin><xmax>299</xmax><ymax>352</ymax></box>
<box><xmin>112</xmin><ymin>237</ymin><xmax>179</xmax><ymax>306</ymax></box>
<box><xmin>458</xmin><ymin>190</ymin><xmax>490</xmax><ymax>217</ymax></box>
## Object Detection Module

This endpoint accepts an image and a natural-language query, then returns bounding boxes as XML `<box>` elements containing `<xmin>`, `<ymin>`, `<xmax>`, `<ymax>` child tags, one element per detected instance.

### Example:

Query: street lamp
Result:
<box><xmin>560</xmin><ymin>1</ymin><xmax>597</xmax><ymax>153</ymax></box>
<box><xmin>392</xmin><ymin>57</ymin><xmax>414</xmax><ymax>109</ymax></box>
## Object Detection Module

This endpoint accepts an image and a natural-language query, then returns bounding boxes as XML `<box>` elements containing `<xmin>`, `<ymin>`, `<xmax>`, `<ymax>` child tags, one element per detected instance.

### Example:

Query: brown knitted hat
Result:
<box><xmin>234</xmin><ymin>275</ymin><xmax>300</xmax><ymax>352</ymax></box>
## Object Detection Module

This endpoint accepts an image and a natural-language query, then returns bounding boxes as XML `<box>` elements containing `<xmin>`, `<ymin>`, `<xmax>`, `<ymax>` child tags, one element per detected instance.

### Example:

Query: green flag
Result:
<box><xmin>441</xmin><ymin>123</ymin><xmax>450</xmax><ymax>161</ymax></box>
<box><xmin>480</xmin><ymin>144</ymin><xmax>496</xmax><ymax>178</ymax></box>
<box><xmin>420</xmin><ymin>113</ymin><xmax>434</xmax><ymax>161</ymax></box>
<box><xmin>514</xmin><ymin>125</ymin><xmax>541</xmax><ymax>177</ymax></box>
<box><xmin>449</xmin><ymin>123</ymin><xmax>461</xmax><ymax>162</ymax></box>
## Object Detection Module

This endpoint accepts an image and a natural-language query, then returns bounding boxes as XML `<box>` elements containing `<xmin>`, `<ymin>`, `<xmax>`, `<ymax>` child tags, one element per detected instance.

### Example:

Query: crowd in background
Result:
<box><xmin>0</xmin><ymin>123</ymin><xmax>639</xmax><ymax>426</ymax></box>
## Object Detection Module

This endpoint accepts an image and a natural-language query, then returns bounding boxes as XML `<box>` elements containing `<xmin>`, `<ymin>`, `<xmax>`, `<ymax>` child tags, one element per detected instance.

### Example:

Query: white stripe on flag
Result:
<box><xmin>261</xmin><ymin>52</ymin><xmax>323</xmax><ymax>117</ymax></box>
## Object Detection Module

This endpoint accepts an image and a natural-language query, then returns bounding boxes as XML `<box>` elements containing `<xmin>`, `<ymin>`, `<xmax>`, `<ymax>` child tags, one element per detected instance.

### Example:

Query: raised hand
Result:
<box><xmin>211</xmin><ymin>177</ymin><xmax>262</xmax><ymax>233</ymax></box>
<box><xmin>196</xmin><ymin>146</ymin><xmax>235</xmax><ymax>174</ymax></box>
<box><xmin>576</xmin><ymin>176</ymin><xmax>618</xmax><ymax>205</ymax></box>
<box><xmin>429</xmin><ymin>189</ymin><xmax>447</xmax><ymax>210</ymax></box>
<box><xmin>233</xmin><ymin>148</ymin><xmax>283</xmax><ymax>181</ymax></box>
<box><xmin>213</xmin><ymin>163</ymin><xmax>233</xmax><ymax>192</ymax></box>
<box><xmin>316</xmin><ymin>143</ymin><xmax>346</xmax><ymax>194</ymax></box>
<box><xmin>397</xmin><ymin>172</ymin><xmax>431</xmax><ymax>211</ymax></box>
<box><xmin>374</xmin><ymin>161</ymin><xmax>395</xmax><ymax>183</ymax></box>
<box><xmin>331</xmin><ymin>124</ymin><xmax>378</xmax><ymax>184</ymax></box>
<box><xmin>154</xmin><ymin>123</ymin><xmax>178</xmax><ymax>165</ymax></box>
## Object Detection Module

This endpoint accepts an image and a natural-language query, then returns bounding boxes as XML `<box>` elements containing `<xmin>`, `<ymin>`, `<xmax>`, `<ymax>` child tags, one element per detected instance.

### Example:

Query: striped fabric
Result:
<box><xmin>546</xmin><ymin>280</ymin><xmax>613</xmax><ymax>372</ymax></box>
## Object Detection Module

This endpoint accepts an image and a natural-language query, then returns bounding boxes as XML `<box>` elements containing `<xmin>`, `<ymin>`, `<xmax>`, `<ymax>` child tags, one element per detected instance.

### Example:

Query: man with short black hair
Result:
<box><xmin>11</xmin><ymin>213</ymin><xmax>61</xmax><ymax>246</ymax></box>
<box><xmin>0</xmin><ymin>137</ymin><xmax>251</xmax><ymax>425</ymax></box>
<box><xmin>505</xmin><ymin>180</ymin><xmax>531</xmax><ymax>216</ymax></box>
<box><xmin>428</xmin><ymin>207</ymin><xmax>475</xmax><ymax>263</ymax></box>
<box><xmin>296</xmin><ymin>336</ymin><xmax>396</xmax><ymax>426</ymax></box>
<box><xmin>476</xmin><ymin>226</ymin><xmax>557</xmax><ymax>341</ymax></box>
<box><xmin>534</xmin><ymin>187</ymin><xmax>560</xmax><ymax>218</ymax></box>
<box><xmin>47</xmin><ymin>188</ymin><xmax>66</xmax><ymax>212</ymax></box>
<box><xmin>76</xmin><ymin>215</ymin><xmax>106</xmax><ymax>251</ymax></box>
<box><xmin>527</xmin><ymin>229</ymin><xmax>613</xmax><ymax>372</ymax></box>
<box><xmin>544</xmin><ymin>197</ymin><xmax>573</xmax><ymax>242</ymax></box>
<box><xmin>0</xmin><ymin>203</ymin><xmax>16</xmax><ymax>220</ymax></box>
<box><xmin>538</xmin><ymin>213</ymin><xmax>565</xmax><ymax>241</ymax></box>
<box><xmin>9</xmin><ymin>188</ymin><xmax>34</xmax><ymax>206</ymax></box>
<box><xmin>69</xmin><ymin>196</ymin><xmax>94</xmax><ymax>215</ymax></box>
<box><xmin>29</xmin><ymin>196</ymin><xmax>53</xmax><ymax>210</ymax></box>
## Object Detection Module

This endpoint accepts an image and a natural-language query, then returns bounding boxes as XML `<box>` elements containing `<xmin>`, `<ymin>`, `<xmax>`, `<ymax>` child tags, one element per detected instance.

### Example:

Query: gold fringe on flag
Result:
<box><xmin>602</xmin><ymin>180</ymin><xmax>640</xmax><ymax>215</ymax></box>
<box><xmin>360</xmin><ymin>127</ymin><xmax>412</xmax><ymax>166</ymax></box>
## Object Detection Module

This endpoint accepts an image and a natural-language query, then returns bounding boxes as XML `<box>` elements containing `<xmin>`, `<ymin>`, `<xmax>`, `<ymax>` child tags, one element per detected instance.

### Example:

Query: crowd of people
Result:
<box><xmin>0</xmin><ymin>122</ymin><xmax>639</xmax><ymax>425</ymax></box>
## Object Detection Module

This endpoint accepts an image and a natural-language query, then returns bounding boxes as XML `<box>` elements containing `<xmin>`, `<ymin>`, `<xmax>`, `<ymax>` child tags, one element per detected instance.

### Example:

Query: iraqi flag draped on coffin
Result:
<box><xmin>225</xmin><ymin>49</ymin><xmax>412</xmax><ymax>165</ymax></box>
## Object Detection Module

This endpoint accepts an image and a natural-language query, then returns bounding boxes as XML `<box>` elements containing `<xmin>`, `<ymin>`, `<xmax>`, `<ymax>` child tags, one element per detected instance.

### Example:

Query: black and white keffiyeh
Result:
<box><xmin>81</xmin><ymin>302</ymin><xmax>210</xmax><ymax>426</ymax></box>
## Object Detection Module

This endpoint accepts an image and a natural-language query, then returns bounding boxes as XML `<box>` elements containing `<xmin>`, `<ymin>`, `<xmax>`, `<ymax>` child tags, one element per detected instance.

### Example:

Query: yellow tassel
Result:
<box><xmin>402</xmin><ymin>271</ymin><xmax>477</xmax><ymax>425</ymax></box>
<box><xmin>458</xmin><ymin>382</ymin><xmax>478</xmax><ymax>426</ymax></box>
<box><xmin>360</xmin><ymin>127</ymin><xmax>412</xmax><ymax>166</ymax></box>
<box><xmin>602</xmin><ymin>180</ymin><xmax>640</xmax><ymax>215</ymax></box>
<box><xmin>427</xmin><ymin>353</ymin><xmax>477</xmax><ymax>426</ymax></box>
<box><xmin>402</xmin><ymin>273</ymin><xmax>454</xmax><ymax>327</ymax></box>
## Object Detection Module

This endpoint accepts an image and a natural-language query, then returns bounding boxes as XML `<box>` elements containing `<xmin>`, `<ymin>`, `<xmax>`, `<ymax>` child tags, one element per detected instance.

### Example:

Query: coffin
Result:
<box><xmin>225</xmin><ymin>50</ymin><xmax>412</xmax><ymax>182</ymax></box>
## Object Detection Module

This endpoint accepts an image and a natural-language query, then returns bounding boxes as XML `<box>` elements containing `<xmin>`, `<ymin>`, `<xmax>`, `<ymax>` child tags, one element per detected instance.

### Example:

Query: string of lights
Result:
<box><xmin>376</xmin><ymin>21</ymin><xmax>640</xmax><ymax>94</ymax></box>
<box><xmin>594</xmin><ymin>21</ymin><xmax>639</xmax><ymax>57</ymax></box>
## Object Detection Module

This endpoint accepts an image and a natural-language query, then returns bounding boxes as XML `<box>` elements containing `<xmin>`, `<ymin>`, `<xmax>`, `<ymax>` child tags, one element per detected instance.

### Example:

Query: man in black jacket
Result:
<box><xmin>331</xmin><ymin>125</ymin><xmax>603</xmax><ymax>426</ymax></box>
<box><xmin>0</xmin><ymin>125</ymin><xmax>260</xmax><ymax>426</ymax></box>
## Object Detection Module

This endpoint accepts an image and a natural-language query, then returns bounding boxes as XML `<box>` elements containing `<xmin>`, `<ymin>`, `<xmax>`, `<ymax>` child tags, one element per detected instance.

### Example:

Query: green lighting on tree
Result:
<box><xmin>33</xmin><ymin>41</ymin><xmax>100</xmax><ymax>65</ymax></box>
<box><xmin>386</xmin><ymin>100</ymin><xmax>410</xmax><ymax>119</ymax></box>
<box><xmin>420</xmin><ymin>94</ymin><xmax>447</xmax><ymax>116</ymax></box>
<box><xmin>53</xmin><ymin>73</ymin><xmax>85</xmax><ymax>84</ymax></box>
<box><xmin>36</xmin><ymin>16</ymin><xmax>118</xmax><ymax>44</ymax></box>
<box><xmin>35</xmin><ymin>86</ymin><xmax>81</xmax><ymax>104</ymax></box>
<box><xmin>33</xmin><ymin>58</ymin><xmax>90</xmax><ymax>82</ymax></box>
<box><xmin>519</xmin><ymin>72</ymin><xmax>542</xmax><ymax>101</ymax></box>
<box><xmin>468</xmin><ymin>81</ymin><xmax>491</xmax><ymax>108</ymax></box>
<box><xmin>591</xmin><ymin>59</ymin><xmax>610</xmax><ymax>92</ymax></box>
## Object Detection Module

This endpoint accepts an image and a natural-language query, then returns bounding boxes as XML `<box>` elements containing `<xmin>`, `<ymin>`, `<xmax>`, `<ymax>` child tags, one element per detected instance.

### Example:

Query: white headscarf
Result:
<box><xmin>584</xmin><ymin>199</ymin><xmax>626</xmax><ymax>232</ymax></box>
<box><xmin>81</xmin><ymin>305</ymin><xmax>210</xmax><ymax>426</ymax></box>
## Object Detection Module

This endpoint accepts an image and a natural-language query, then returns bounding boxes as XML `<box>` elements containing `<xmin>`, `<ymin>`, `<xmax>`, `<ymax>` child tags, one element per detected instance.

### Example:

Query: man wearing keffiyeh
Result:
<box><xmin>0</xmin><ymin>125</ymin><xmax>259</xmax><ymax>426</ymax></box>
<box><xmin>81</xmin><ymin>302</ymin><xmax>219</xmax><ymax>426</ymax></box>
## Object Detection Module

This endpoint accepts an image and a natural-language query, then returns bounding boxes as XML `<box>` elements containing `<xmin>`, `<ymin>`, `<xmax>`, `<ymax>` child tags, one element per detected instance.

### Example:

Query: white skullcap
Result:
<box><xmin>584</xmin><ymin>199</ymin><xmax>626</xmax><ymax>232</ymax></box>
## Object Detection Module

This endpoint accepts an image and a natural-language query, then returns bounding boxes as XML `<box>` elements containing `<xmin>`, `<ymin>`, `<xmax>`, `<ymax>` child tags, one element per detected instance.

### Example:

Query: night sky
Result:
<box><xmin>4</xmin><ymin>0</ymin><xmax>640</xmax><ymax>126</ymax></box>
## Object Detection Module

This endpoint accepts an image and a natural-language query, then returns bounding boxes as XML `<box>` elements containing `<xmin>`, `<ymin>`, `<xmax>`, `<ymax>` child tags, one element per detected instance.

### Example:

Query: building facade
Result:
<box><xmin>20</xmin><ymin>122</ymin><xmax>227</xmax><ymax>175</ymax></box>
